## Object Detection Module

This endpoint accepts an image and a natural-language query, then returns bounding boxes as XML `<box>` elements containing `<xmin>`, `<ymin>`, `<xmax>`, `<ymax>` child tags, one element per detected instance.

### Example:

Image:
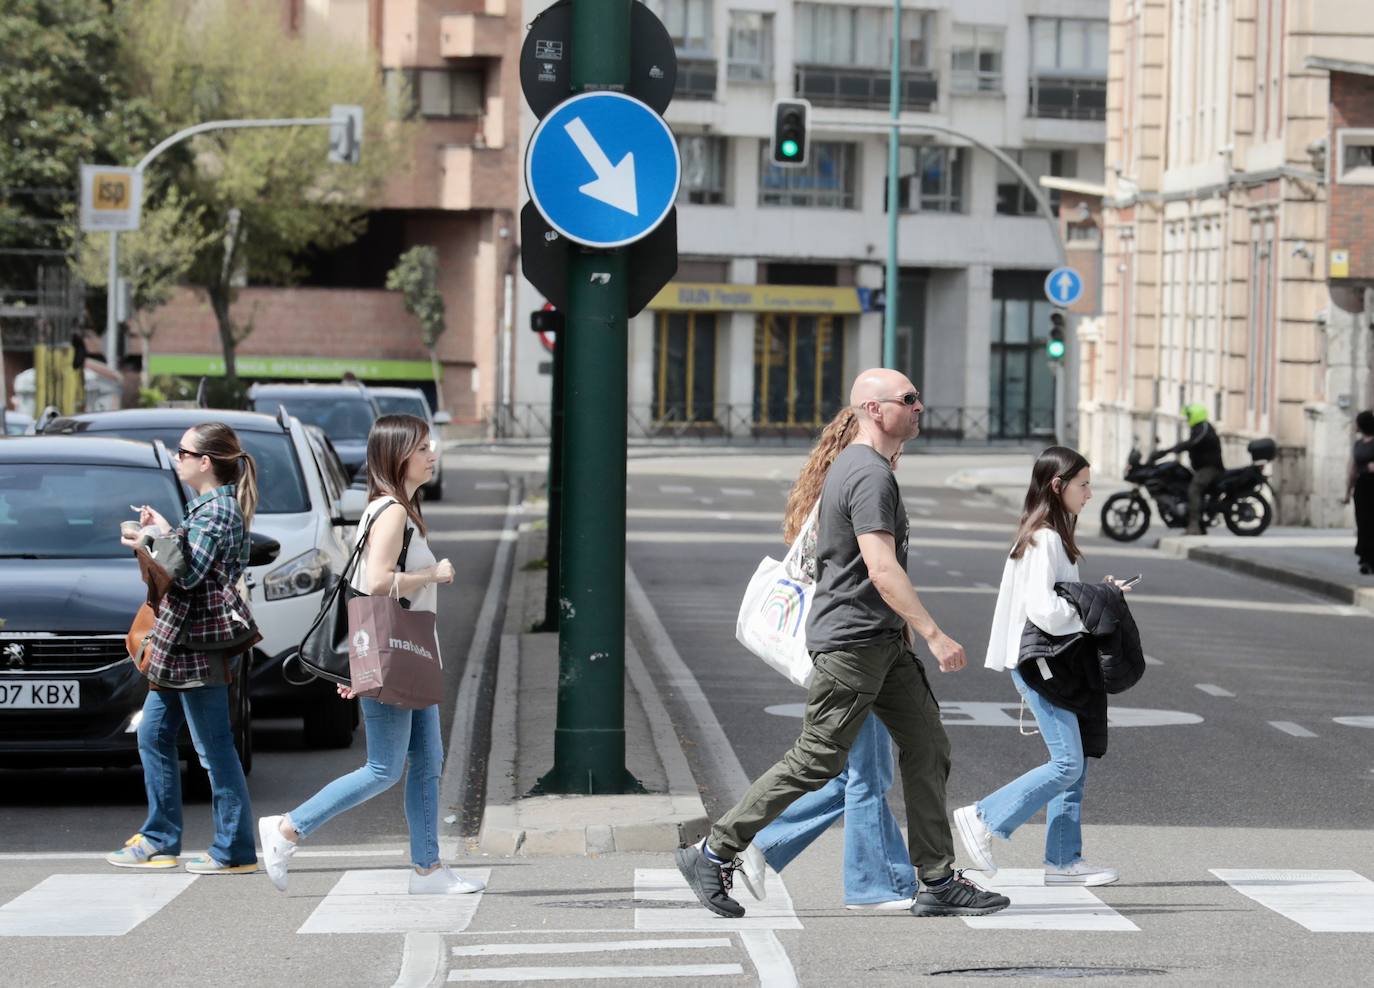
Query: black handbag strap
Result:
<box><xmin>297</xmin><ymin>498</ymin><xmax>400</xmax><ymax>652</ymax></box>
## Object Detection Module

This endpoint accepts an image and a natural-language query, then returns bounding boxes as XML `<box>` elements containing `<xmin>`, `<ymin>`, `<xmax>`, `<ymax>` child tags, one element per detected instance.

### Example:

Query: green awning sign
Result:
<box><xmin>147</xmin><ymin>354</ymin><xmax>436</xmax><ymax>381</ymax></box>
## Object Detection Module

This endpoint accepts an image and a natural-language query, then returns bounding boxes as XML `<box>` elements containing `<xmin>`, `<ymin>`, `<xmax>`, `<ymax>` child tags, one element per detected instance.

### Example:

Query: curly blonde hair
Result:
<box><xmin>781</xmin><ymin>407</ymin><xmax>860</xmax><ymax>544</ymax></box>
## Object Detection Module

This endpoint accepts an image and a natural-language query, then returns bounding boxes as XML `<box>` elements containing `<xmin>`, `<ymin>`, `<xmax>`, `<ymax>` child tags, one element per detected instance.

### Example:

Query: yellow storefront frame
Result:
<box><xmin>755</xmin><ymin>313</ymin><xmax>839</xmax><ymax>428</ymax></box>
<box><xmin>649</xmin><ymin>282</ymin><xmax>862</xmax><ymax>315</ymax></box>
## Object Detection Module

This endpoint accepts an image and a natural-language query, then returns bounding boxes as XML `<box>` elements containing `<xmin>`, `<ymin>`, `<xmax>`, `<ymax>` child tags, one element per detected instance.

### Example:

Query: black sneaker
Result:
<box><xmin>674</xmin><ymin>843</ymin><xmax>745</xmax><ymax>919</ymax></box>
<box><xmin>909</xmin><ymin>871</ymin><xmax>1010</xmax><ymax>917</ymax></box>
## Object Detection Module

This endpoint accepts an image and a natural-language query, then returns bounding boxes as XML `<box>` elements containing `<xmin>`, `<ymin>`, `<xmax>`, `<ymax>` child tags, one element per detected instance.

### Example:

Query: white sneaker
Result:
<box><xmin>258</xmin><ymin>815</ymin><xmax>297</xmax><ymax>893</ymax></box>
<box><xmin>844</xmin><ymin>897</ymin><xmax>916</xmax><ymax>912</ymax></box>
<box><xmin>1044</xmin><ymin>860</ymin><xmax>1119</xmax><ymax>887</ymax></box>
<box><xmin>409</xmin><ymin>865</ymin><xmax>486</xmax><ymax>895</ymax></box>
<box><xmin>953</xmin><ymin>805</ymin><xmax>997</xmax><ymax>877</ymax></box>
<box><xmin>736</xmin><ymin>844</ymin><xmax>767</xmax><ymax>901</ymax></box>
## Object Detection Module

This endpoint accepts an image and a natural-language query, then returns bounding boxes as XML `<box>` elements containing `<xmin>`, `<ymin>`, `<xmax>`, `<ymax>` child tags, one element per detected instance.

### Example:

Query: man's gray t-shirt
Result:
<box><xmin>806</xmin><ymin>444</ymin><xmax>909</xmax><ymax>651</ymax></box>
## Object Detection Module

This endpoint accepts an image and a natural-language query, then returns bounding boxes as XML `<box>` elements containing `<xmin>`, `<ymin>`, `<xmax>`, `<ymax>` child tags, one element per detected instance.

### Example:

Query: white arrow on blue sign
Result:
<box><xmin>525</xmin><ymin>91</ymin><xmax>681</xmax><ymax>250</ymax></box>
<box><xmin>1044</xmin><ymin>266</ymin><xmax>1084</xmax><ymax>307</ymax></box>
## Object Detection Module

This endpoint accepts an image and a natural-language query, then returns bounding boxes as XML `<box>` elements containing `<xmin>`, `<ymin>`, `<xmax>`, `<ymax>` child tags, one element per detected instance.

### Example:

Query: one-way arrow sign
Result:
<box><xmin>1044</xmin><ymin>266</ymin><xmax>1084</xmax><ymax>307</ymax></box>
<box><xmin>526</xmin><ymin>91</ymin><xmax>679</xmax><ymax>249</ymax></box>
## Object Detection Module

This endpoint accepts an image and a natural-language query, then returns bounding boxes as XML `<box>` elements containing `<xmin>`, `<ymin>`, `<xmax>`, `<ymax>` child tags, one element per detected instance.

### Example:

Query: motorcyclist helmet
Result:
<box><xmin>1182</xmin><ymin>403</ymin><xmax>1209</xmax><ymax>427</ymax></box>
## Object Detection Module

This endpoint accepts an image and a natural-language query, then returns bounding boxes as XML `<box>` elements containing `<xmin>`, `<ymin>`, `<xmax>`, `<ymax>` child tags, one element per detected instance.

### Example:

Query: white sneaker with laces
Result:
<box><xmin>258</xmin><ymin>815</ymin><xmax>297</xmax><ymax>893</ymax></box>
<box><xmin>953</xmin><ymin>804</ymin><xmax>997</xmax><ymax>877</ymax></box>
<box><xmin>844</xmin><ymin>897</ymin><xmax>916</xmax><ymax>912</ymax></box>
<box><xmin>736</xmin><ymin>844</ymin><xmax>767</xmax><ymax>901</ymax></box>
<box><xmin>1044</xmin><ymin>860</ymin><xmax>1119</xmax><ymax>887</ymax></box>
<box><xmin>409</xmin><ymin>865</ymin><xmax>486</xmax><ymax>895</ymax></box>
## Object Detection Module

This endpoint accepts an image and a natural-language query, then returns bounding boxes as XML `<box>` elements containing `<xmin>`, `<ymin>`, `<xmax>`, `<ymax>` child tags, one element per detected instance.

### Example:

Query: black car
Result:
<box><xmin>248</xmin><ymin>382</ymin><xmax>380</xmax><ymax>482</ymax></box>
<box><xmin>0</xmin><ymin>437</ymin><xmax>253</xmax><ymax>791</ymax></box>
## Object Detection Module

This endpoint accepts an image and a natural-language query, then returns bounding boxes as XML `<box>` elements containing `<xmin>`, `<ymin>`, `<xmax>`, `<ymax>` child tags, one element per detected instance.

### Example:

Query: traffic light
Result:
<box><xmin>771</xmin><ymin>98</ymin><xmax>811</xmax><ymax>167</ymax></box>
<box><xmin>1047</xmin><ymin>310</ymin><xmax>1067</xmax><ymax>362</ymax></box>
<box><xmin>531</xmin><ymin>303</ymin><xmax>564</xmax><ymax>335</ymax></box>
<box><xmin>328</xmin><ymin>104</ymin><xmax>363</xmax><ymax>165</ymax></box>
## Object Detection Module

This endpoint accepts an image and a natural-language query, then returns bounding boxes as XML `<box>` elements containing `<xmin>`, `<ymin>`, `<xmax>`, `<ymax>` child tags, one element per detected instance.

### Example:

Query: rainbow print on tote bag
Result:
<box><xmin>735</xmin><ymin>505</ymin><xmax>817</xmax><ymax>688</ymax></box>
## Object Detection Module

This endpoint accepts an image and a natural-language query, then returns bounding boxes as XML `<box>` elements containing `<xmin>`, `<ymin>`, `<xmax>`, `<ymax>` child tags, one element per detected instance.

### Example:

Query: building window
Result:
<box><xmin>794</xmin><ymin>4</ymin><xmax>937</xmax><ymax>111</ymax></box>
<box><xmin>753</xmin><ymin>314</ymin><xmax>845</xmax><ymax>428</ymax></box>
<box><xmin>759</xmin><ymin>141</ymin><xmax>859</xmax><ymax>209</ymax></box>
<box><xmin>888</xmin><ymin>146</ymin><xmax>964</xmax><ymax>213</ymax></box>
<box><xmin>996</xmin><ymin>149</ymin><xmax>1075</xmax><ymax>216</ymax></box>
<box><xmin>727</xmin><ymin>11</ymin><xmax>773</xmax><ymax>82</ymax></box>
<box><xmin>643</xmin><ymin>0</ymin><xmax>713</xmax><ymax>56</ymax></box>
<box><xmin>989</xmin><ymin>272</ymin><xmax>1056</xmax><ymax>438</ymax></box>
<box><xmin>1337</xmin><ymin>129</ymin><xmax>1374</xmax><ymax>185</ymax></box>
<box><xmin>653</xmin><ymin>312</ymin><xmax>717</xmax><ymax>424</ymax></box>
<box><xmin>1028</xmin><ymin>17</ymin><xmax>1107</xmax><ymax>119</ymax></box>
<box><xmin>383</xmin><ymin>68</ymin><xmax>483</xmax><ymax>119</ymax></box>
<box><xmin>679</xmin><ymin>135</ymin><xmax>728</xmax><ymax>205</ymax></box>
<box><xmin>951</xmin><ymin>25</ymin><xmax>1003</xmax><ymax>93</ymax></box>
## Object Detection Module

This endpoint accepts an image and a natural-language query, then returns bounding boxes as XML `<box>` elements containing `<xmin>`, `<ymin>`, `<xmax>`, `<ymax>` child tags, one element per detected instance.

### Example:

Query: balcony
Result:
<box><xmin>439</xmin><ymin>144</ymin><xmax>510</xmax><ymax>211</ymax></box>
<box><xmin>439</xmin><ymin>13</ymin><xmax>505</xmax><ymax>59</ymax></box>
<box><xmin>795</xmin><ymin>65</ymin><xmax>939</xmax><ymax>113</ymax></box>
<box><xmin>675</xmin><ymin>58</ymin><xmax>717</xmax><ymax>101</ymax></box>
<box><xmin>1028</xmin><ymin>75</ymin><xmax>1107</xmax><ymax>121</ymax></box>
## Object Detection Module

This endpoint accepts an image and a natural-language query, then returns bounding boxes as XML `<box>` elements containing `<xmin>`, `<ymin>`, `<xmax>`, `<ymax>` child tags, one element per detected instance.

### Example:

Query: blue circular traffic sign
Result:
<box><xmin>525</xmin><ymin>92</ymin><xmax>680</xmax><ymax>249</ymax></box>
<box><xmin>1044</xmin><ymin>266</ymin><xmax>1084</xmax><ymax>307</ymax></box>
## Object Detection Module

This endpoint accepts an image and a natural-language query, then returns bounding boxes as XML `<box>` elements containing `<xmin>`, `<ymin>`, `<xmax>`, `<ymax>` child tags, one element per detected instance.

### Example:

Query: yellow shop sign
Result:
<box><xmin>649</xmin><ymin>282</ymin><xmax>863</xmax><ymax>314</ymax></box>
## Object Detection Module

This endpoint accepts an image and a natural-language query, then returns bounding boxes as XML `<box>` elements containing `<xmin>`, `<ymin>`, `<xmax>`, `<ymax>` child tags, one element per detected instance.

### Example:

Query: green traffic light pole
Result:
<box><xmin>536</xmin><ymin>0</ymin><xmax>639</xmax><ymax>794</ymax></box>
<box><xmin>538</xmin><ymin>330</ymin><xmax>564</xmax><ymax>632</ymax></box>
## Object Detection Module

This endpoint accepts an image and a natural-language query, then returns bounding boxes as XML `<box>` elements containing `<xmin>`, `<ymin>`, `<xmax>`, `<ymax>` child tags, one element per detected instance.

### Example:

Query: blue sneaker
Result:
<box><xmin>106</xmin><ymin>833</ymin><xmax>177</xmax><ymax>869</ymax></box>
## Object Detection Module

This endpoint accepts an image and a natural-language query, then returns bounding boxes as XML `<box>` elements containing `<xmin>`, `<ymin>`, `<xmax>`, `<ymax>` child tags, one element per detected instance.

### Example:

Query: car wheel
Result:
<box><xmin>303</xmin><ymin>696</ymin><xmax>357</xmax><ymax>749</ymax></box>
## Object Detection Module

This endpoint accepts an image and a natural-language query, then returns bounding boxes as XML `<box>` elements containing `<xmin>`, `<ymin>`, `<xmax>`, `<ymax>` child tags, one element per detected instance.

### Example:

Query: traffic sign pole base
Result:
<box><xmin>534</xmin><ymin>728</ymin><xmax>644</xmax><ymax>795</ymax></box>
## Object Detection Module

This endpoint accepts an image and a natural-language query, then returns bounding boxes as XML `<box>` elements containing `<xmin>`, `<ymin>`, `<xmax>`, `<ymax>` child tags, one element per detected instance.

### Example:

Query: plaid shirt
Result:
<box><xmin>145</xmin><ymin>486</ymin><xmax>255</xmax><ymax>688</ymax></box>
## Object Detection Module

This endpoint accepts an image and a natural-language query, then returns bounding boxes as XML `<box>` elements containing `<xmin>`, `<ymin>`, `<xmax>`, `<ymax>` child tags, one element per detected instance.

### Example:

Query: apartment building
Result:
<box><xmin>512</xmin><ymin>0</ymin><xmax>1110</xmax><ymax>440</ymax></box>
<box><xmin>1085</xmin><ymin>0</ymin><xmax>1374</xmax><ymax>525</ymax></box>
<box><xmin>147</xmin><ymin>0</ymin><xmax>522</xmax><ymax>423</ymax></box>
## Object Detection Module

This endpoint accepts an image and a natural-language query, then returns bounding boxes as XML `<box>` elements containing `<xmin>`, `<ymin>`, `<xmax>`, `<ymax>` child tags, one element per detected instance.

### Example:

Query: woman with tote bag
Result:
<box><xmin>257</xmin><ymin>415</ymin><xmax>484</xmax><ymax>896</ymax></box>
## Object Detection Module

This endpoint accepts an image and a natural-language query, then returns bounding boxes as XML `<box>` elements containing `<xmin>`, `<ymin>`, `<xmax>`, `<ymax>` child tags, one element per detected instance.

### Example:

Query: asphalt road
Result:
<box><xmin>4</xmin><ymin>447</ymin><xmax>1372</xmax><ymax>987</ymax></box>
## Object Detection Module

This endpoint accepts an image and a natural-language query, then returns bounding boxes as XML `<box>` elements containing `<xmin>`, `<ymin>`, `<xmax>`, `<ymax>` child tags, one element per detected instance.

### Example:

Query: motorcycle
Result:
<box><xmin>1100</xmin><ymin>438</ymin><xmax>1277</xmax><ymax>542</ymax></box>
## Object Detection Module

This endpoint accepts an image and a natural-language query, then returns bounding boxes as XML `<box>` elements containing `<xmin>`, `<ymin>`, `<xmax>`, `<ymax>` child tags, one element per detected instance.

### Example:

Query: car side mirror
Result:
<box><xmin>248</xmin><ymin>531</ymin><xmax>281</xmax><ymax>567</ymax></box>
<box><xmin>336</xmin><ymin>487</ymin><xmax>367</xmax><ymax>526</ymax></box>
<box><xmin>432</xmin><ymin>410</ymin><xmax>452</xmax><ymax>426</ymax></box>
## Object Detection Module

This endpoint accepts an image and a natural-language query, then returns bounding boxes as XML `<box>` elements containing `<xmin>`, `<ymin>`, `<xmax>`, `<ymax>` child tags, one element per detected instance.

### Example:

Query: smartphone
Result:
<box><xmin>1121</xmin><ymin>573</ymin><xmax>1143</xmax><ymax>589</ymax></box>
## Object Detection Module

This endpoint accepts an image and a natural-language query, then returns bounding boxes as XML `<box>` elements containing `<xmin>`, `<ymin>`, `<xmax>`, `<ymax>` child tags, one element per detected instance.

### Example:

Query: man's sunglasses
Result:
<box><xmin>874</xmin><ymin>392</ymin><xmax>921</xmax><ymax>407</ymax></box>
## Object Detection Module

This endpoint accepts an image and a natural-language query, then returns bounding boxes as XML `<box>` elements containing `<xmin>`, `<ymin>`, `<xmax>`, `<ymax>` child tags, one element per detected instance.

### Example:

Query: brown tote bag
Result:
<box><xmin>346</xmin><ymin>582</ymin><xmax>443</xmax><ymax>710</ymax></box>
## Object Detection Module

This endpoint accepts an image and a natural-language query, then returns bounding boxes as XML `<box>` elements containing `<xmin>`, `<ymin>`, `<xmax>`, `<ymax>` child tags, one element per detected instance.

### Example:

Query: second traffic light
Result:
<box><xmin>771</xmin><ymin>98</ymin><xmax>811</xmax><ymax>168</ymax></box>
<box><xmin>1047</xmin><ymin>310</ymin><xmax>1067</xmax><ymax>361</ymax></box>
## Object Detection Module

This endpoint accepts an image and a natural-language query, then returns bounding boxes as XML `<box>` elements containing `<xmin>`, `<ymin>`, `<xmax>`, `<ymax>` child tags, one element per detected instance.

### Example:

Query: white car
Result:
<box><xmin>367</xmin><ymin>386</ymin><xmax>450</xmax><ymax>500</ymax></box>
<box><xmin>43</xmin><ymin>407</ymin><xmax>367</xmax><ymax>748</ymax></box>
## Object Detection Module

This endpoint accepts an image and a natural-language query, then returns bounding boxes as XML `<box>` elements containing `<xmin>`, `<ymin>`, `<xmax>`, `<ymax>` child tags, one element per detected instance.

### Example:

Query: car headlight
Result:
<box><xmin>263</xmin><ymin>549</ymin><xmax>332</xmax><ymax>601</ymax></box>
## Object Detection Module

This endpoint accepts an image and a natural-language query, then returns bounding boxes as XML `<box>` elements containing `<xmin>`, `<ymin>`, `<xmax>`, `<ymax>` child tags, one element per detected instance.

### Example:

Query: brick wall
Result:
<box><xmin>1327</xmin><ymin>71</ymin><xmax>1374</xmax><ymax>281</ymax></box>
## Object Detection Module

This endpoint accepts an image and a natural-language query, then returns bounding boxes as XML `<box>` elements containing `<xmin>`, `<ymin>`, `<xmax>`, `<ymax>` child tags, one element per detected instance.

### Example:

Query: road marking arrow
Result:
<box><xmin>564</xmin><ymin>117</ymin><xmax>638</xmax><ymax>216</ymax></box>
<box><xmin>1055</xmin><ymin>271</ymin><xmax>1075</xmax><ymax>301</ymax></box>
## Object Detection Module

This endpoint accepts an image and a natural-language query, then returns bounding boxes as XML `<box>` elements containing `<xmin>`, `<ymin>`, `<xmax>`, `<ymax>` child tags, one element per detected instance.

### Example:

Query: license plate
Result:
<box><xmin>0</xmin><ymin>681</ymin><xmax>80</xmax><ymax>709</ymax></box>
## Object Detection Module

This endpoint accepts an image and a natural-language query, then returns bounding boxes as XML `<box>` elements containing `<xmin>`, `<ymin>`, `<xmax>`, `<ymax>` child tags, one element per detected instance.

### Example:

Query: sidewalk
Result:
<box><xmin>951</xmin><ymin>460</ymin><xmax>1374</xmax><ymax>614</ymax></box>
<box><xmin>476</xmin><ymin>520</ymin><xmax>710</xmax><ymax>855</ymax></box>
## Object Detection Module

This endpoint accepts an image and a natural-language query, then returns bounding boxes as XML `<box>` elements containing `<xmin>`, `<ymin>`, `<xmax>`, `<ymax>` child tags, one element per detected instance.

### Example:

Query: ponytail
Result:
<box><xmin>782</xmin><ymin>406</ymin><xmax>860</xmax><ymax>544</ymax></box>
<box><xmin>236</xmin><ymin>451</ymin><xmax>259</xmax><ymax>530</ymax></box>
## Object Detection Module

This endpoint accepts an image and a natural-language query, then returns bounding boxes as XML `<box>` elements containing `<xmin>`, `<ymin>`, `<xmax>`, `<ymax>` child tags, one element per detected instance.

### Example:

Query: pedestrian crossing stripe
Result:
<box><xmin>961</xmin><ymin>870</ymin><xmax>1139</xmax><ymax>932</ymax></box>
<box><xmin>633</xmin><ymin>868</ymin><xmax>803</xmax><ymax>931</ymax></box>
<box><xmin>1210</xmin><ymin>869</ymin><xmax>1374</xmax><ymax>932</ymax></box>
<box><xmin>298</xmin><ymin>868</ymin><xmax>491</xmax><ymax>935</ymax></box>
<box><xmin>0</xmin><ymin>873</ymin><xmax>196</xmax><ymax>937</ymax></box>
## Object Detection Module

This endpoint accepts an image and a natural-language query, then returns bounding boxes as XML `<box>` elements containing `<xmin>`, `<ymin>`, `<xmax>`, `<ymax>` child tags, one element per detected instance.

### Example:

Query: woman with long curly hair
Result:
<box><xmin>733</xmin><ymin>406</ymin><xmax>919</xmax><ymax>912</ymax></box>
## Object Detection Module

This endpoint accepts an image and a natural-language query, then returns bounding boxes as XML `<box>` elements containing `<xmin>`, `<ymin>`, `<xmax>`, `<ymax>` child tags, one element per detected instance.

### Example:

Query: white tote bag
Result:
<box><xmin>735</xmin><ymin>506</ymin><xmax>818</xmax><ymax>688</ymax></box>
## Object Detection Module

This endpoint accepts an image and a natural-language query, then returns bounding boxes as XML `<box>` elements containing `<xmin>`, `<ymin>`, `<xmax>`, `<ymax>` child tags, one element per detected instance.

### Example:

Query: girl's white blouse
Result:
<box><xmin>983</xmin><ymin>528</ymin><xmax>1085</xmax><ymax>672</ymax></box>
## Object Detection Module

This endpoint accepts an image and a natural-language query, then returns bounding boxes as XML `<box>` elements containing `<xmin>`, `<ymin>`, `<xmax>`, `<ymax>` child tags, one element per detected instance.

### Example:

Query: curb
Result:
<box><xmin>475</xmin><ymin>522</ymin><xmax>710</xmax><ymax>855</ymax></box>
<box><xmin>1157</xmin><ymin>537</ymin><xmax>1374</xmax><ymax>614</ymax></box>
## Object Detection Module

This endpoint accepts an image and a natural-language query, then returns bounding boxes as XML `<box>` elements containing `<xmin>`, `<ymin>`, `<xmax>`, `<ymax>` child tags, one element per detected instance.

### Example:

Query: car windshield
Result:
<box><xmin>83</xmin><ymin>429</ymin><xmax>310</xmax><ymax>514</ymax></box>
<box><xmin>373</xmin><ymin>394</ymin><xmax>428</xmax><ymax>419</ymax></box>
<box><xmin>0</xmin><ymin>463</ymin><xmax>184</xmax><ymax>559</ymax></box>
<box><xmin>254</xmin><ymin>397</ymin><xmax>375</xmax><ymax>441</ymax></box>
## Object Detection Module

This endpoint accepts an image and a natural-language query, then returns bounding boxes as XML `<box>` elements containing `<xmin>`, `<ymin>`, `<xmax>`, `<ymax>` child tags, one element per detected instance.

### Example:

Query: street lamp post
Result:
<box><xmin>883</xmin><ymin>0</ymin><xmax>902</xmax><ymax>370</ymax></box>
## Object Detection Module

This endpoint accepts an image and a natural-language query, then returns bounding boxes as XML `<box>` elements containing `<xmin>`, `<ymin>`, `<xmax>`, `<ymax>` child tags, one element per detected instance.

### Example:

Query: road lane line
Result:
<box><xmin>1195</xmin><ymin>684</ymin><xmax>1236</xmax><ymax>697</ymax></box>
<box><xmin>634</xmin><ymin>869</ymin><xmax>801</xmax><ymax>931</ymax></box>
<box><xmin>473</xmin><ymin>481</ymin><xmax>508</xmax><ymax>491</ymax></box>
<box><xmin>1269</xmin><ymin>721</ymin><xmax>1318</xmax><ymax>738</ymax></box>
<box><xmin>1144</xmin><ymin>655</ymin><xmax>1164</xmax><ymax>666</ymax></box>
<box><xmin>394</xmin><ymin>933</ymin><xmax>445</xmax><ymax>988</ymax></box>
<box><xmin>447</xmin><ymin>965</ymin><xmax>743</xmax><ymax>982</ymax></box>
<box><xmin>1334</xmin><ymin>716</ymin><xmax>1374</xmax><ymax>728</ymax></box>
<box><xmin>720</xmin><ymin>487</ymin><xmax>754</xmax><ymax>497</ymax></box>
<box><xmin>452</xmin><ymin>939</ymin><xmax>730</xmax><ymax>957</ymax></box>
<box><xmin>740</xmin><ymin>930</ymin><xmax>801</xmax><ymax>987</ymax></box>
<box><xmin>0</xmin><ymin>874</ymin><xmax>196</xmax><ymax>937</ymax></box>
<box><xmin>960</xmin><ymin>870</ymin><xmax>1138</xmax><ymax>932</ymax></box>
<box><xmin>1210</xmin><ymin>869</ymin><xmax>1374</xmax><ymax>932</ymax></box>
<box><xmin>300</xmin><ymin>869</ymin><xmax>489</xmax><ymax>934</ymax></box>
<box><xmin>659</xmin><ymin>484</ymin><xmax>694</xmax><ymax>494</ymax></box>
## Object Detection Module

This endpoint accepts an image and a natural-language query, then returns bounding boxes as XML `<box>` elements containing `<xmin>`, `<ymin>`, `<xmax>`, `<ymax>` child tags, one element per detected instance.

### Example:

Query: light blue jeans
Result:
<box><xmin>288</xmin><ymin>699</ymin><xmax>443</xmax><ymax>868</ymax></box>
<box><xmin>137</xmin><ymin>685</ymin><xmax>256</xmax><ymax>867</ymax></box>
<box><xmin>752</xmin><ymin>713</ymin><xmax>916</xmax><ymax>904</ymax></box>
<box><xmin>975</xmin><ymin>669</ymin><xmax>1087</xmax><ymax>868</ymax></box>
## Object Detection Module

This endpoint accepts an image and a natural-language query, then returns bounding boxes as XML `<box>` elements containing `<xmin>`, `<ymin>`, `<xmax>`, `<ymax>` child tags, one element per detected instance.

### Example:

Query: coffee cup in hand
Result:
<box><xmin>120</xmin><ymin>520</ymin><xmax>142</xmax><ymax>539</ymax></box>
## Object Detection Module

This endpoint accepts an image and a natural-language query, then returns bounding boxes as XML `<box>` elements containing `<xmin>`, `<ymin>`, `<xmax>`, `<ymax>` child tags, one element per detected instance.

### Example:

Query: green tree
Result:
<box><xmin>385</xmin><ymin>246</ymin><xmax>447</xmax><ymax>401</ymax></box>
<box><xmin>0</xmin><ymin>0</ymin><xmax>160</xmax><ymax>297</ymax></box>
<box><xmin>115</xmin><ymin>0</ymin><xmax>406</xmax><ymax>385</ymax></box>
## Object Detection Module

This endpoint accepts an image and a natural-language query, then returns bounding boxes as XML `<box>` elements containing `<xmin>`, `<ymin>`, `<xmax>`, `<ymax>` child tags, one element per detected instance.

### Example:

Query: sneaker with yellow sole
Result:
<box><xmin>184</xmin><ymin>854</ymin><xmax>258</xmax><ymax>875</ymax></box>
<box><xmin>106</xmin><ymin>834</ymin><xmax>177</xmax><ymax>870</ymax></box>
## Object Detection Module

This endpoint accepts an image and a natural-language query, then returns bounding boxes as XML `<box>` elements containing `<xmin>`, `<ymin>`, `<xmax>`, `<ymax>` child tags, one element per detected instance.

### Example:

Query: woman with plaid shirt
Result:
<box><xmin>106</xmin><ymin>422</ymin><xmax>262</xmax><ymax>875</ymax></box>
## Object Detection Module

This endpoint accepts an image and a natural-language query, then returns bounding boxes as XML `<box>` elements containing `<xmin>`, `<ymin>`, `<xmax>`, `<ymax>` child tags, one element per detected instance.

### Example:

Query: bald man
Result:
<box><xmin>677</xmin><ymin>369</ymin><xmax>1010</xmax><ymax>920</ymax></box>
